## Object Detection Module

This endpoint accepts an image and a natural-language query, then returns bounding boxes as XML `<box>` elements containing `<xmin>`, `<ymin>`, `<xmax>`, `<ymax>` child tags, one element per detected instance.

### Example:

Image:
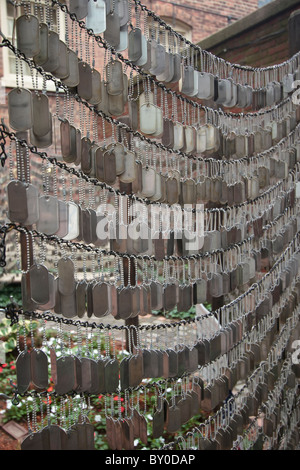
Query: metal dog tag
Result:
<box><xmin>42</xmin><ymin>31</ymin><xmax>59</xmax><ymax>73</ymax></box>
<box><xmin>16</xmin><ymin>14</ymin><xmax>40</xmax><ymax>58</ymax></box>
<box><xmin>69</xmin><ymin>0</ymin><xmax>88</xmax><ymax>19</ymax></box>
<box><xmin>53</xmin><ymin>40</ymin><xmax>69</xmax><ymax>80</ymax></box>
<box><xmin>78</xmin><ymin>62</ymin><xmax>93</xmax><ymax>101</ymax></box>
<box><xmin>86</xmin><ymin>0</ymin><xmax>106</xmax><ymax>33</ymax></box>
<box><xmin>104</xmin><ymin>10</ymin><xmax>120</xmax><ymax>48</ymax></box>
<box><xmin>16</xmin><ymin>350</ymin><xmax>31</xmax><ymax>394</ymax></box>
<box><xmin>58</xmin><ymin>257</ymin><xmax>75</xmax><ymax>296</ymax></box>
<box><xmin>30</xmin><ymin>349</ymin><xmax>48</xmax><ymax>390</ymax></box>
<box><xmin>33</xmin><ymin>23</ymin><xmax>49</xmax><ymax>66</ymax></box>
<box><xmin>7</xmin><ymin>180</ymin><xmax>28</xmax><ymax>223</ymax></box>
<box><xmin>8</xmin><ymin>88</ymin><xmax>33</xmax><ymax>131</ymax></box>
<box><xmin>32</xmin><ymin>93</ymin><xmax>51</xmax><ymax>137</ymax></box>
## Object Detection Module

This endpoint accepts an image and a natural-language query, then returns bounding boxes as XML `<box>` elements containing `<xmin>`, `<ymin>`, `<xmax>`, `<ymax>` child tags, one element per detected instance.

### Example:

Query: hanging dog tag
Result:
<box><xmin>7</xmin><ymin>180</ymin><xmax>28</xmax><ymax>224</ymax></box>
<box><xmin>58</xmin><ymin>258</ymin><xmax>75</xmax><ymax>296</ymax></box>
<box><xmin>78</xmin><ymin>62</ymin><xmax>93</xmax><ymax>101</ymax></box>
<box><xmin>62</xmin><ymin>49</ymin><xmax>80</xmax><ymax>88</ymax></box>
<box><xmin>16</xmin><ymin>14</ymin><xmax>40</xmax><ymax>58</ymax></box>
<box><xmin>179</xmin><ymin>65</ymin><xmax>195</xmax><ymax>96</ymax></box>
<box><xmin>104</xmin><ymin>359</ymin><xmax>119</xmax><ymax>393</ymax></box>
<box><xmin>53</xmin><ymin>40</ymin><xmax>70</xmax><ymax>80</ymax></box>
<box><xmin>21</xmin><ymin>431</ymin><xmax>44</xmax><ymax>450</ymax></box>
<box><xmin>119</xmin><ymin>150</ymin><xmax>136</xmax><ymax>183</ymax></box>
<box><xmin>8</xmin><ymin>88</ymin><xmax>33</xmax><ymax>131</ymax></box>
<box><xmin>30</xmin><ymin>264</ymin><xmax>50</xmax><ymax>305</ymax></box>
<box><xmin>37</xmin><ymin>195</ymin><xmax>59</xmax><ymax>235</ymax></box>
<box><xmin>42</xmin><ymin>31</ymin><xmax>59</xmax><ymax>73</ymax></box>
<box><xmin>141</xmin><ymin>167</ymin><xmax>156</xmax><ymax>198</ymax></box>
<box><xmin>164</xmin><ymin>284</ymin><xmax>177</xmax><ymax>311</ymax></box>
<box><xmin>76</xmin><ymin>280</ymin><xmax>87</xmax><ymax>317</ymax></box>
<box><xmin>30</xmin><ymin>349</ymin><xmax>48</xmax><ymax>390</ymax></box>
<box><xmin>167</xmin><ymin>404</ymin><xmax>181</xmax><ymax>433</ymax></box>
<box><xmin>117</xmin><ymin>286</ymin><xmax>132</xmax><ymax>320</ymax></box>
<box><xmin>173</xmin><ymin>122</ymin><xmax>184</xmax><ymax>150</ymax></box>
<box><xmin>64</xmin><ymin>202</ymin><xmax>80</xmax><ymax>241</ymax></box>
<box><xmin>140</xmin><ymin>103</ymin><xmax>157</xmax><ymax>135</ymax></box>
<box><xmin>55</xmin><ymin>355</ymin><xmax>75</xmax><ymax>395</ymax></box>
<box><xmin>86</xmin><ymin>0</ymin><xmax>106</xmax><ymax>33</ymax></box>
<box><xmin>103</xmin><ymin>148</ymin><xmax>117</xmax><ymax>185</ymax></box>
<box><xmin>152</xmin><ymin>407</ymin><xmax>164</xmax><ymax>438</ymax></box>
<box><xmin>197</xmin><ymin>72</ymin><xmax>215</xmax><ymax>100</ymax></box>
<box><xmin>32</xmin><ymin>93</ymin><xmax>51</xmax><ymax>137</ymax></box>
<box><xmin>104</xmin><ymin>10</ymin><xmax>121</xmax><ymax>48</ymax></box>
<box><xmin>166</xmin><ymin>177</ymin><xmax>179</xmax><ymax>205</ymax></box>
<box><xmin>107</xmin><ymin>60</ymin><xmax>124</xmax><ymax>96</ymax></box>
<box><xmin>55</xmin><ymin>200</ymin><xmax>69</xmax><ymax>238</ymax></box>
<box><xmin>33</xmin><ymin>23</ymin><xmax>49</xmax><ymax>66</ymax></box>
<box><xmin>93</xmin><ymin>282</ymin><xmax>110</xmax><ymax>317</ymax></box>
<box><xmin>16</xmin><ymin>350</ymin><xmax>31</xmax><ymax>394</ymax></box>
<box><xmin>128</xmin><ymin>27</ymin><xmax>143</xmax><ymax>62</ymax></box>
<box><xmin>69</xmin><ymin>0</ymin><xmax>88</xmax><ymax>19</ymax></box>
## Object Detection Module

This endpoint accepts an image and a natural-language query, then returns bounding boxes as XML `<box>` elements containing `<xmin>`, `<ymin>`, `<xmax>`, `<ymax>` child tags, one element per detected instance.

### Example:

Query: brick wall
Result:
<box><xmin>198</xmin><ymin>0</ymin><xmax>299</xmax><ymax>67</ymax></box>
<box><xmin>143</xmin><ymin>0</ymin><xmax>259</xmax><ymax>43</ymax></box>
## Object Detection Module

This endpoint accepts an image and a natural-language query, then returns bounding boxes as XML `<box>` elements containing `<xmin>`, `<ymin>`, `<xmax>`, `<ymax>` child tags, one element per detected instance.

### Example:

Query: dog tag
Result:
<box><xmin>88</xmin><ymin>68</ymin><xmax>102</xmax><ymax>105</ymax></box>
<box><xmin>93</xmin><ymin>282</ymin><xmax>110</xmax><ymax>317</ymax></box>
<box><xmin>55</xmin><ymin>199</ymin><xmax>69</xmax><ymax>238</ymax></box>
<box><xmin>33</xmin><ymin>23</ymin><xmax>48</xmax><ymax>66</ymax></box>
<box><xmin>7</xmin><ymin>180</ymin><xmax>28</xmax><ymax>223</ymax></box>
<box><xmin>163</xmin><ymin>283</ymin><xmax>177</xmax><ymax>311</ymax></box>
<box><xmin>104</xmin><ymin>10</ymin><xmax>120</xmax><ymax>47</ymax></box>
<box><xmin>86</xmin><ymin>0</ymin><xmax>106</xmax><ymax>33</ymax></box>
<box><xmin>42</xmin><ymin>31</ymin><xmax>59</xmax><ymax>73</ymax></box>
<box><xmin>197</xmin><ymin>72</ymin><xmax>215</xmax><ymax>100</ymax></box>
<box><xmin>103</xmin><ymin>148</ymin><xmax>117</xmax><ymax>184</ymax></box>
<box><xmin>30</xmin><ymin>349</ymin><xmax>48</xmax><ymax>390</ymax></box>
<box><xmin>55</xmin><ymin>355</ymin><xmax>76</xmax><ymax>395</ymax></box>
<box><xmin>117</xmin><ymin>286</ymin><xmax>132</xmax><ymax>320</ymax></box>
<box><xmin>128</xmin><ymin>27</ymin><xmax>142</xmax><ymax>62</ymax></box>
<box><xmin>179</xmin><ymin>65</ymin><xmax>195</xmax><ymax>96</ymax></box>
<box><xmin>166</xmin><ymin>177</ymin><xmax>179</xmax><ymax>205</ymax></box>
<box><xmin>29</xmin><ymin>264</ymin><xmax>49</xmax><ymax>305</ymax></box>
<box><xmin>62</xmin><ymin>49</ymin><xmax>80</xmax><ymax>88</ymax></box>
<box><xmin>21</xmin><ymin>431</ymin><xmax>45</xmax><ymax>451</ymax></box>
<box><xmin>53</xmin><ymin>40</ymin><xmax>69</xmax><ymax>80</ymax></box>
<box><xmin>58</xmin><ymin>257</ymin><xmax>75</xmax><ymax>296</ymax></box>
<box><xmin>78</xmin><ymin>62</ymin><xmax>93</xmax><ymax>101</ymax></box>
<box><xmin>152</xmin><ymin>407</ymin><xmax>164</xmax><ymax>438</ymax></box>
<box><xmin>106</xmin><ymin>60</ymin><xmax>124</xmax><ymax>96</ymax></box>
<box><xmin>32</xmin><ymin>93</ymin><xmax>51</xmax><ymax>137</ymax></box>
<box><xmin>16</xmin><ymin>14</ymin><xmax>40</xmax><ymax>58</ymax></box>
<box><xmin>128</xmin><ymin>354</ymin><xmax>143</xmax><ymax>387</ymax></box>
<box><xmin>162</xmin><ymin>119</ymin><xmax>174</xmax><ymax>148</ymax></box>
<box><xmin>196</xmin><ymin>127</ymin><xmax>207</xmax><ymax>153</ymax></box>
<box><xmin>140</xmin><ymin>103</ymin><xmax>157</xmax><ymax>135</ymax></box>
<box><xmin>167</xmin><ymin>404</ymin><xmax>181</xmax><ymax>433</ymax></box>
<box><xmin>119</xmin><ymin>150</ymin><xmax>136</xmax><ymax>183</ymax></box>
<box><xmin>104</xmin><ymin>359</ymin><xmax>119</xmax><ymax>393</ymax></box>
<box><xmin>16</xmin><ymin>350</ymin><xmax>31</xmax><ymax>394</ymax></box>
<box><xmin>69</xmin><ymin>0</ymin><xmax>88</xmax><ymax>19</ymax></box>
<box><xmin>8</xmin><ymin>88</ymin><xmax>33</xmax><ymax>131</ymax></box>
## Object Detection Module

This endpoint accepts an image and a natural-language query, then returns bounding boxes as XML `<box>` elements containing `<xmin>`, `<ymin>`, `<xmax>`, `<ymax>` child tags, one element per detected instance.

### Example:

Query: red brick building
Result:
<box><xmin>141</xmin><ymin>0</ymin><xmax>259</xmax><ymax>44</ymax></box>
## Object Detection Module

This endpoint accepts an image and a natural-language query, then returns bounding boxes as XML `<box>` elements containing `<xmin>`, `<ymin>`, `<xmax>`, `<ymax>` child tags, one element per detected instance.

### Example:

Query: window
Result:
<box><xmin>161</xmin><ymin>17</ymin><xmax>193</xmax><ymax>43</ymax></box>
<box><xmin>148</xmin><ymin>15</ymin><xmax>192</xmax><ymax>50</ymax></box>
<box><xmin>0</xmin><ymin>0</ymin><xmax>64</xmax><ymax>89</ymax></box>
